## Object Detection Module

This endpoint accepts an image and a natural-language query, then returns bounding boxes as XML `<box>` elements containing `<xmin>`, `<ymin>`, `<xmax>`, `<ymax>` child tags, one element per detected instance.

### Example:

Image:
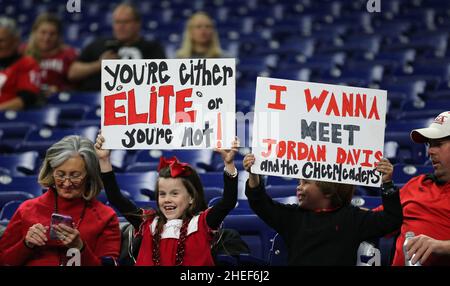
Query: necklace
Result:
<box><xmin>52</xmin><ymin>189</ymin><xmax>87</xmax><ymax>229</ymax></box>
<box><xmin>52</xmin><ymin>189</ymin><xmax>88</xmax><ymax>266</ymax></box>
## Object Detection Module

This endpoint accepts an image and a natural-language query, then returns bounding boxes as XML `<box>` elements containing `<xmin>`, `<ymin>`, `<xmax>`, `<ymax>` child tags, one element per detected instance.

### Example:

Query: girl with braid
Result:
<box><xmin>94</xmin><ymin>133</ymin><xmax>239</xmax><ymax>266</ymax></box>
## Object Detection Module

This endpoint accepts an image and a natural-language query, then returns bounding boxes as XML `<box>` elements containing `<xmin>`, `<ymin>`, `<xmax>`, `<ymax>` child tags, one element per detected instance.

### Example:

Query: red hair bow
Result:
<box><xmin>157</xmin><ymin>156</ymin><xmax>191</xmax><ymax>177</ymax></box>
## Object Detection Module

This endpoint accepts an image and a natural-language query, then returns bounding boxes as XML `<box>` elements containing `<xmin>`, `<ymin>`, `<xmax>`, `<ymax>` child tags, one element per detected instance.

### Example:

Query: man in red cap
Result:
<box><xmin>390</xmin><ymin>111</ymin><xmax>450</xmax><ymax>266</ymax></box>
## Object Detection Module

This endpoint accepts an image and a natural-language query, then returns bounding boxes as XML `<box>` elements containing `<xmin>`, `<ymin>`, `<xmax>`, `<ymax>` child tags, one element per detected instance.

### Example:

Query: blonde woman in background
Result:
<box><xmin>176</xmin><ymin>12</ymin><xmax>223</xmax><ymax>58</ymax></box>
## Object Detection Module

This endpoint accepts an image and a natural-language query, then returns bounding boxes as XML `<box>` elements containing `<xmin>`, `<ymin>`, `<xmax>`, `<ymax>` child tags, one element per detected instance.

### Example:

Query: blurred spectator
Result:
<box><xmin>0</xmin><ymin>17</ymin><xmax>40</xmax><ymax>111</ymax></box>
<box><xmin>176</xmin><ymin>11</ymin><xmax>223</xmax><ymax>58</ymax></box>
<box><xmin>23</xmin><ymin>13</ymin><xmax>78</xmax><ymax>95</ymax></box>
<box><xmin>0</xmin><ymin>135</ymin><xmax>121</xmax><ymax>266</ymax></box>
<box><xmin>68</xmin><ymin>3</ymin><xmax>166</xmax><ymax>91</ymax></box>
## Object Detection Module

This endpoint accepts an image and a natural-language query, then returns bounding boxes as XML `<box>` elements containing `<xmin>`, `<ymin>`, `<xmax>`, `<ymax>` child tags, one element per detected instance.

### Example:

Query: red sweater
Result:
<box><xmin>0</xmin><ymin>189</ymin><xmax>121</xmax><ymax>266</ymax></box>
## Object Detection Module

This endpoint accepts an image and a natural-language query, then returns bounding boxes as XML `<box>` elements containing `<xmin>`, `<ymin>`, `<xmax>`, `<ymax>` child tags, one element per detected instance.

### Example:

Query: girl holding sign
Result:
<box><xmin>243</xmin><ymin>153</ymin><xmax>403</xmax><ymax>266</ymax></box>
<box><xmin>95</xmin><ymin>133</ymin><xmax>240</xmax><ymax>266</ymax></box>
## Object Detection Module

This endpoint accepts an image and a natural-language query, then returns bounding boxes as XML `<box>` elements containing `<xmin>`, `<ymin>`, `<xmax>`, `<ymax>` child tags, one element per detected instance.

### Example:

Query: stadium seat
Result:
<box><xmin>392</xmin><ymin>164</ymin><xmax>434</xmax><ymax>185</ymax></box>
<box><xmin>47</xmin><ymin>91</ymin><xmax>102</xmax><ymax>106</ymax></box>
<box><xmin>351</xmin><ymin>195</ymin><xmax>382</xmax><ymax>210</ymax></box>
<box><xmin>97</xmin><ymin>190</ymin><xmax>131</xmax><ymax>204</ymax></box>
<box><xmin>384</xmin><ymin>131</ymin><xmax>427</xmax><ymax>164</ymax></box>
<box><xmin>0</xmin><ymin>108</ymin><xmax>59</xmax><ymax>127</ymax></box>
<box><xmin>0</xmin><ymin>151</ymin><xmax>39</xmax><ymax>176</ymax></box>
<box><xmin>114</xmin><ymin>172</ymin><xmax>159</xmax><ymax>201</ymax></box>
<box><xmin>17</xmin><ymin>126</ymin><xmax>99</xmax><ymax>157</ymax></box>
<box><xmin>0</xmin><ymin>200</ymin><xmax>24</xmax><ymax>221</ymax></box>
<box><xmin>0</xmin><ymin>175</ymin><xmax>48</xmax><ymax>198</ymax></box>
<box><xmin>0</xmin><ymin>191</ymin><xmax>34</xmax><ymax>210</ymax></box>
<box><xmin>0</xmin><ymin>122</ymin><xmax>36</xmax><ymax>152</ymax></box>
<box><xmin>265</xmin><ymin>185</ymin><xmax>296</xmax><ymax>198</ymax></box>
<box><xmin>222</xmin><ymin>214</ymin><xmax>276</xmax><ymax>262</ymax></box>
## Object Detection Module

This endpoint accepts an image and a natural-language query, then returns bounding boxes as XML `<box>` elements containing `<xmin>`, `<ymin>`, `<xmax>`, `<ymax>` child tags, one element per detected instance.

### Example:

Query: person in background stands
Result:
<box><xmin>68</xmin><ymin>2</ymin><xmax>166</xmax><ymax>91</ymax></box>
<box><xmin>0</xmin><ymin>16</ymin><xmax>40</xmax><ymax>111</ymax></box>
<box><xmin>23</xmin><ymin>13</ymin><xmax>78</xmax><ymax>96</ymax></box>
<box><xmin>176</xmin><ymin>11</ymin><xmax>223</xmax><ymax>59</ymax></box>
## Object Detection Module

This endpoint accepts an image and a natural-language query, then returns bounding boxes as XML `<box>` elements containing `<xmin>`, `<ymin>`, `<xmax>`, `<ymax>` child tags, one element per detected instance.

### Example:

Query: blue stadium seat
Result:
<box><xmin>24</xmin><ymin>126</ymin><xmax>98</xmax><ymax>142</ymax></box>
<box><xmin>0</xmin><ymin>151</ymin><xmax>39</xmax><ymax>176</ymax></box>
<box><xmin>125</xmin><ymin>162</ymin><xmax>159</xmax><ymax>173</ymax></box>
<box><xmin>0</xmin><ymin>191</ymin><xmax>34</xmax><ymax>210</ymax></box>
<box><xmin>17</xmin><ymin>127</ymin><xmax>99</xmax><ymax>157</ymax></box>
<box><xmin>47</xmin><ymin>92</ymin><xmax>101</xmax><ymax>106</ymax></box>
<box><xmin>386</xmin><ymin>118</ymin><xmax>434</xmax><ymax>132</ymax></box>
<box><xmin>97</xmin><ymin>190</ymin><xmax>131</xmax><ymax>204</ymax></box>
<box><xmin>393</xmin><ymin>164</ymin><xmax>434</xmax><ymax>185</ymax></box>
<box><xmin>384</xmin><ymin>131</ymin><xmax>427</xmax><ymax>164</ymax></box>
<box><xmin>198</xmin><ymin>172</ymin><xmax>224</xmax><ymax>188</ymax></box>
<box><xmin>0</xmin><ymin>175</ymin><xmax>45</xmax><ymax>198</ymax></box>
<box><xmin>114</xmin><ymin>172</ymin><xmax>159</xmax><ymax>201</ymax></box>
<box><xmin>222</xmin><ymin>214</ymin><xmax>276</xmax><ymax>262</ymax></box>
<box><xmin>48</xmin><ymin>104</ymin><xmax>90</xmax><ymax>127</ymax></box>
<box><xmin>83</xmin><ymin>106</ymin><xmax>101</xmax><ymax>121</ymax></box>
<box><xmin>0</xmin><ymin>122</ymin><xmax>35</xmax><ymax>141</ymax></box>
<box><xmin>351</xmin><ymin>195</ymin><xmax>382</xmax><ymax>210</ymax></box>
<box><xmin>265</xmin><ymin>185</ymin><xmax>296</xmax><ymax>198</ymax></box>
<box><xmin>0</xmin><ymin>200</ymin><xmax>24</xmax><ymax>221</ymax></box>
<box><xmin>109</xmin><ymin>150</ymin><xmax>128</xmax><ymax>172</ymax></box>
<box><xmin>134</xmin><ymin>200</ymin><xmax>158</xmax><ymax>210</ymax></box>
<box><xmin>399</xmin><ymin>99</ymin><xmax>450</xmax><ymax>120</ymax></box>
<box><xmin>203</xmin><ymin>187</ymin><xmax>223</xmax><ymax>205</ymax></box>
<box><xmin>0</xmin><ymin>108</ymin><xmax>59</xmax><ymax>127</ymax></box>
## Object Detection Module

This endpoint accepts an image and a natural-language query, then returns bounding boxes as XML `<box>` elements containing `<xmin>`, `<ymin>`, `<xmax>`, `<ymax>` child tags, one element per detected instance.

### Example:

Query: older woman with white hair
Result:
<box><xmin>0</xmin><ymin>136</ymin><xmax>121</xmax><ymax>266</ymax></box>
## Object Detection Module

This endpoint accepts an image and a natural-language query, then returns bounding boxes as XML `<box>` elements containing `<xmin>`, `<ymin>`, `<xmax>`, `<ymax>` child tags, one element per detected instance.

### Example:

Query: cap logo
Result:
<box><xmin>434</xmin><ymin>115</ymin><xmax>447</xmax><ymax>125</ymax></box>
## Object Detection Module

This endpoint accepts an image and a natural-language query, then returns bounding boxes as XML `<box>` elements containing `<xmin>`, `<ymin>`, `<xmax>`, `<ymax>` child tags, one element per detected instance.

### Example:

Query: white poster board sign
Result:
<box><xmin>251</xmin><ymin>77</ymin><xmax>387</xmax><ymax>187</ymax></box>
<box><xmin>101</xmin><ymin>59</ymin><xmax>235</xmax><ymax>149</ymax></box>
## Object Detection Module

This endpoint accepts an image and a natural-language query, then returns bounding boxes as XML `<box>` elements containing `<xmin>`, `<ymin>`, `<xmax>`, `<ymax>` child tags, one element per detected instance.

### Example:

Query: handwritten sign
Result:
<box><xmin>101</xmin><ymin>59</ymin><xmax>236</xmax><ymax>149</ymax></box>
<box><xmin>251</xmin><ymin>77</ymin><xmax>387</xmax><ymax>187</ymax></box>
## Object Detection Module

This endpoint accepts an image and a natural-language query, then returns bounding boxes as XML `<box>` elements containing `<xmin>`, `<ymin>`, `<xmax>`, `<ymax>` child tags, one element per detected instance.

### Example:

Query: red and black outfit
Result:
<box><xmin>0</xmin><ymin>188</ymin><xmax>121</xmax><ymax>266</ymax></box>
<box><xmin>101</xmin><ymin>170</ymin><xmax>238</xmax><ymax>266</ymax></box>
<box><xmin>389</xmin><ymin>174</ymin><xmax>450</xmax><ymax>266</ymax></box>
<box><xmin>0</xmin><ymin>53</ymin><xmax>40</xmax><ymax>108</ymax></box>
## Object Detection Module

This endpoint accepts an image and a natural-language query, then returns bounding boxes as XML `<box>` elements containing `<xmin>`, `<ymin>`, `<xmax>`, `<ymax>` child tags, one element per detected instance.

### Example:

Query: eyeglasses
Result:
<box><xmin>53</xmin><ymin>172</ymin><xmax>86</xmax><ymax>185</ymax></box>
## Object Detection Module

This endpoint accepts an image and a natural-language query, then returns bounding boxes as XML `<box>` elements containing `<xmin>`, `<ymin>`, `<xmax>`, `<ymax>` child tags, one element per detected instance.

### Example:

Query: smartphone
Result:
<box><xmin>50</xmin><ymin>213</ymin><xmax>73</xmax><ymax>240</ymax></box>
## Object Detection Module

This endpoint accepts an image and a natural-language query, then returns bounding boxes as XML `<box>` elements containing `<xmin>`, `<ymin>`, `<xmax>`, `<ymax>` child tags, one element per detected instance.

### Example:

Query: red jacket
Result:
<box><xmin>0</xmin><ymin>189</ymin><xmax>121</xmax><ymax>266</ymax></box>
